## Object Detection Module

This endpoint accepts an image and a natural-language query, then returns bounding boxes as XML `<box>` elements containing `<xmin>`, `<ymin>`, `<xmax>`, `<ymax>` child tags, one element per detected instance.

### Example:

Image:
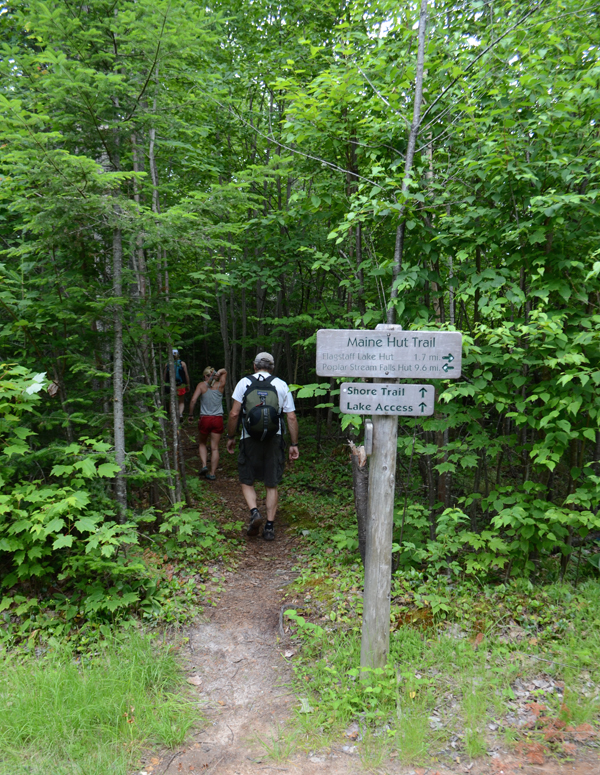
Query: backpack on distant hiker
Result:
<box><xmin>174</xmin><ymin>360</ymin><xmax>185</xmax><ymax>385</ymax></box>
<box><xmin>241</xmin><ymin>375</ymin><xmax>282</xmax><ymax>441</ymax></box>
<box><xmin>166</xmin><ymin>359</ymin><xmax>185</xmax><ymax>386</ymax></box>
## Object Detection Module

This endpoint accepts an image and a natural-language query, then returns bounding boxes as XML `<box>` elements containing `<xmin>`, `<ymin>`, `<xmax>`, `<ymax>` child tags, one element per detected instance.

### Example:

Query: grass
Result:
<box><xmin>283</xmin><ymin>583</ymin><xmax>600</xmax><ymax>765</ymax></box>
<box><xmin>273</xmin><ymin>427</ymin><xmax>600</xmax><ymax>766</ymax></box>
<box><xmin>0</xmin><ymin>631</ymin><xmax>198</xmax><ymax>775</ymax></box>
<box><xmin>255</xmin><ymin>724</ymin><xmax>299</xmax><ymax>763</ymax></box>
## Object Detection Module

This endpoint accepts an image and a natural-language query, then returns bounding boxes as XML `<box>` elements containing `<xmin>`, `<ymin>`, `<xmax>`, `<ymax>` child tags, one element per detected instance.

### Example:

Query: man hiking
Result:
<box><xmin>188</xmin><ymin>366</ymin><xmax>227</xmax><ymax>481</ymax></box>
<box><xmin>226</xmin><ymin>352</ymin><xmax>299</xmax><ymax>541</ymax></box>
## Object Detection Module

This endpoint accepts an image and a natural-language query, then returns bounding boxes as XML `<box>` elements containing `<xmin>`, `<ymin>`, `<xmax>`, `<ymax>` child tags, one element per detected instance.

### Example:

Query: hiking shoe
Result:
<box><xmin>205</xmin><ymin>473</ymin><xmax>216</xmax><ymax>481</ymax></box>
<box><xmin>263</xmin><ymin>522</ymin><xmax>275</xmax><ymax>541</ymax></box>
<box><xmin>199</xmin><ymin>466</ymin><xmax>208</xmax><ymax>477</ymax></box>
<box><xmin>247</xmin><ymin>508</ymin><xmax>262</xmax><ymax>537</ymax></box>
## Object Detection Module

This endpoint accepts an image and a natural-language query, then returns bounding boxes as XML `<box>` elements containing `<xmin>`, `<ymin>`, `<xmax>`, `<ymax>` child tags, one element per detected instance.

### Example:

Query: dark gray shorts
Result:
<box><xmin>238</xmin><ymin>435</ymin><xmax>285</xmax><ymax>488</ymax></box>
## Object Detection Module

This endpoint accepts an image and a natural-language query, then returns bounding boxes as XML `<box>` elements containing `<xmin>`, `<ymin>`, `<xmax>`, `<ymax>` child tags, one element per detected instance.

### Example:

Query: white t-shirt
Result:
<box><xmin>232</xmin><ymin>371</ymin><xmax>295</xmax><ymax>439</ymax></box>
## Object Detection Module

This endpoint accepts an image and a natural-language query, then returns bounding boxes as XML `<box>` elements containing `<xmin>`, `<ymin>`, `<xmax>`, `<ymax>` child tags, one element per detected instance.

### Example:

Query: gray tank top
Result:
<box><xmin>200</xmin><ymin>387</ymin><xmax>224</xmax><ymax>416</ymax></box>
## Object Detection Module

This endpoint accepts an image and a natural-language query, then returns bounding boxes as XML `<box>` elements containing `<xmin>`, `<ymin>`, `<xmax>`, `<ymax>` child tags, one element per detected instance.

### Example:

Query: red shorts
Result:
<box><xmin>177</xmin><ymin>386</ymin><xmax>188</xmax><ymax>397</ymax></box>
<box><xmin>198</xmin><ymin>415</ymin><xmax>224</xmax><ymax>436</ymax></box>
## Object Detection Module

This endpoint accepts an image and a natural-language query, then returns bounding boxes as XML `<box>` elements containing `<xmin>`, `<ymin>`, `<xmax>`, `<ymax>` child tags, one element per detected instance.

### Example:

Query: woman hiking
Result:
<box><xmin>188</xmin><ymin>366</ymin><xmax>227</xmax><ymax>480</ymax></box>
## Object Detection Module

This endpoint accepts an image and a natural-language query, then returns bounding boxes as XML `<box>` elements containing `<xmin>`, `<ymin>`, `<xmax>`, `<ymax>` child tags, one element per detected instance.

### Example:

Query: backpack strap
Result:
<box><xmin>258</xmin><ymin>374</ymin><xmax>283</xmax><ymax>434</ymax></box>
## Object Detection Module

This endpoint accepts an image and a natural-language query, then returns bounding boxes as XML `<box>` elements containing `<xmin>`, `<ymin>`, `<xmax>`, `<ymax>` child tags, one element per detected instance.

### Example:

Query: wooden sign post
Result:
<box><xmin>316</xmin><ymin>324</ymin><xmax>463</xmax><ymax>673</ymax></box>
<box><xmin>361</xmin><ymin>324</ymin><xmax>401</xmax><ymax>672</ymax></box>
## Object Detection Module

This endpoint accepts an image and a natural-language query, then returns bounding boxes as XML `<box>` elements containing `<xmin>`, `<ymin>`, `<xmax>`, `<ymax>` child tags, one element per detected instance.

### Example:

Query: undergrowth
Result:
<box><xmin>0</xmin><ymin>479</ymin><xmax>240</xmax><ymax>650</ymax></box>
<box><xmin>283</xmin><ymin>580</ymin><xmax>600</xmax><ymax>764</ymax></box>
<box><xmin>278</xmin><ymin>427</ymin><xmax>600</xmax><ymax>765</ymax></box>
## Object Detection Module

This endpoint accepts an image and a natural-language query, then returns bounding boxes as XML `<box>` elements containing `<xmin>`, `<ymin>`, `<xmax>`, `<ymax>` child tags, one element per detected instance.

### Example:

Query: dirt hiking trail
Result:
<box><xmin>143</xmin><ymin>448</ymin><xmax>600</xmax><ymax>775</ymax></box>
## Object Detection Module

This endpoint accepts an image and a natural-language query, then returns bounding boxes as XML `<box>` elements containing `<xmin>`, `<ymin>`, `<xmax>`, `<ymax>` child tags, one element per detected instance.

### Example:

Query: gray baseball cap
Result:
<box><xmin>254</xmin><ymin>351</ymin><xmax>274</xmax><ymax>366</ymax></box>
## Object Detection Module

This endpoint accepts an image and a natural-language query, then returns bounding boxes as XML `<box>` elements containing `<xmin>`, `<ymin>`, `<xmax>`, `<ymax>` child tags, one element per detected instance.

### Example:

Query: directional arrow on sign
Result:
<box><xmin>419</xmin><ymin>402</ymin><xmax>427</xmax><ymax>413</ymax></box>
<box><xmin>419</xmin><ymin>387</ymin><xmax>427</xmax><ymax>397</ymax></box>
<box><xmin>442</xmin><ymin>363</ymin><xmax>454</xmax><ymax>373</ymax></box>
<box><xmin>442</xmin><ymin>353</ymin><xmax>454</xmax><ymax>362</ymax></box>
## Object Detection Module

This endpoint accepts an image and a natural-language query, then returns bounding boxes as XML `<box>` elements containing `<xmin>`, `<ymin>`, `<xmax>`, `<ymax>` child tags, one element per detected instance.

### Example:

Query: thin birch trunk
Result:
<box><xmin>147</xmin><ymin>87</ymin><xmax>182</xmax><ymax>503</ymax></box>
<box><xmin>241</xmin><ymin>278</ymin><xmax>247</xmax><ymax>377</ymax></box>
<box><xmin>256</xmin><ymin>272</ymin><xmax>265</xmax><ymax>339</ymax></box>
<box><xmin>217</xmin><ymin>294</ymin><xmax>232</xmax><ymax>411</ymax></box>
<box><xmin>112</xmin><ymin>223</ymin><xmax>127</xmax><ymax>519</ymax></box>
<box><xmin>281</xmin><ymin>276</ymin><xmax>293</xmax><ymax>384</ymax></box>
<box><xmin>355</xmin><ymin>223</ymin><xmax>365</xmax><ymax>317</ymax></box>
<box><xmin>272</xmin><ymin>289</ymin><xmax>284</xmax><ymax>367</ymax></box>
<box><xmin>388</xmin><ymin>0</ymin><xmax>429</xmax><ymax>323</ymax></box>
<box><xmin>166</xmin><ymin>344</ymin><xmax>183</xmax><ymax>503</ymax></box>
<box><xmin>448</xmin><ymin>254</ymin><xmax>455</xmax><ymax>325</ymax></box>
<box><xmin>230</xmin><ymin>286</ymin><xmax>237</xmax><ymax>387</ymax></box>
<box><xmin>145</xmin><ymin>339</ymin><xmax>175</xmax><ymax>500</ymax></box>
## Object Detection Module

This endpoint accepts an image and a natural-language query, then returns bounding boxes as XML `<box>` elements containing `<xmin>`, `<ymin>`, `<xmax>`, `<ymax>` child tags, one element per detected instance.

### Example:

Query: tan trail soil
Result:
<box><xmin>142</xmin><ymin>443</ymin><xmax>600</xmax><ymax>775</ymax></box>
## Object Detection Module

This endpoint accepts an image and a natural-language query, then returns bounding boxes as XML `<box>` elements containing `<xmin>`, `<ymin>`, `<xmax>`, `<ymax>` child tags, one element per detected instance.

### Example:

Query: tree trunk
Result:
<box><xmin>112</xmin><ymin>223</ymin><xmax>127</xmax><ymax>519</ymax></box>
<box><xmin>145</xmin><ymin>339</ymin><xmax>175</xmax><ymax>501</ymax></box>
<box><xmin>281</xmin><ymin>276</ymin><xmax>294</xmax><ymax>384</ymax></box>
<box><xmin>166</xmin><ymin>344</ymin><xmax>183</xmax><ymax>504</ymax></box>
<box><xmin>230</xmin><ymin>286</ymin><xmax>237</xmax><ymax>388</ymax></box>
<box><xmin>355</xmin><ymin>223</ymin><xmax>366</xmax><ymax>317</ymax></box>
<box><xmin>178</xmin><ymin>432</ymin><xmax>191</xmax><ymax>507</ymax></box>
<box><xmin>448</xmin><ymin>254</ymin><xmax>455</xmax><ymax>325</ymax></box>
<box><xmin>217</xmin><ymin>294</ymin><xmax>232</xmax><ymax>411</ymax></box>
<box><xmin>241</xmin><ymin>281</ymin><xmax>247</xmax><ymax>378</ymax></box>
<box><xmin>388</xmin><ymin>0</ymin><xmax>429</xmax><ymax>323</ymax></box>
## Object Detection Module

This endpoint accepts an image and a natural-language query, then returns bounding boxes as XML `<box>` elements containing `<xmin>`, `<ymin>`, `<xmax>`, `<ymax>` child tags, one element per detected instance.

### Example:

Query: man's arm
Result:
<box><xmin>188</xmin><ymin>382</ymin><xmax>207</xmax><ymax>418</ymax></box>
<box><xmin>226</xmin><ymin>399</ymin><xmax>242</xmax><ymax>454</ymax></box>
<box><xmin>286</xmin><ymin>411</ymin><xmax>299</xmax><ymax>461</ymax></box>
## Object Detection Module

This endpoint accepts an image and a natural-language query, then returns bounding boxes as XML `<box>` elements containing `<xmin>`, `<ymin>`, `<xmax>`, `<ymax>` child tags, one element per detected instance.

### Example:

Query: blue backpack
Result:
<box><xmin>167</xmin><ymin>360</ymin><xmax>185</xmax><ymax>386</ymax></box>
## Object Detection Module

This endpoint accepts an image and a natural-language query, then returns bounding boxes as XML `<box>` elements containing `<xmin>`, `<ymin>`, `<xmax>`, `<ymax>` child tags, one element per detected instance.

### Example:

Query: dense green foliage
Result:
<box><xmin>1</xmin><ymin>0</ymin><xmax>599</xmax><ymax>616</ymax></box>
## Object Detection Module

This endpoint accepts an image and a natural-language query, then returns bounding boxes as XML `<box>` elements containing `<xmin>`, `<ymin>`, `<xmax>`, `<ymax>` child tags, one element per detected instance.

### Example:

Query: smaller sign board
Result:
<box><xmin>340</xmin><ymin>383</ymin><xmax>434</xmax><ymax>416</ymax></box>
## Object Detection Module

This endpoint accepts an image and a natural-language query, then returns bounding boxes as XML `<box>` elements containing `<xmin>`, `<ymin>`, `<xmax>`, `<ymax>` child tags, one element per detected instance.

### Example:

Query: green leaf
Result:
<box><xmin>97</xmin><ymin>463</ymin><xmax>121</xmax><ymax>478</ymax></box>
<box><xmin>52</xmin><ymin>534</ymin><xmax>74</xmax><ymax>549</ymax></box>
<box><xmin>74</xmin><ymin>516</ymin><xmax>98</xmax><ymax>533</ymax></box>
<box><xmin>44</xmin><ymin>518</ymin><xmax>65</xmax><ymax>535</ymax></box>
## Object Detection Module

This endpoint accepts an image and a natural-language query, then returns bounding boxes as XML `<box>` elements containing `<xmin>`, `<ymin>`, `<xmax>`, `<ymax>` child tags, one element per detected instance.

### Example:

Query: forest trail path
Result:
<box><xmin>146</xmin><ymin>439</ymin><xmax>600</xmax><ymax>775</ymax></box>
<box><xmin>148</xmin><ymin>440</ymin><xmax>364</xmax><ymax>775</ymax></box>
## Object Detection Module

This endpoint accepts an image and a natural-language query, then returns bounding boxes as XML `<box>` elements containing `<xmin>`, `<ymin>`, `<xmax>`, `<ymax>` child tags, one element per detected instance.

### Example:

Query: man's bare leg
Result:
<box><xmin>210</xmin><ymin>433</ymin><xmax>221</xmax><ymax>476</ymax></box>
<box><xmin>241</xmin><ymin>483</ymin><xmax>262</xmax><ymax>536</ymax></box>
<box><xmin>241</xmin><ymin>483</ymin><xmax>258</xmax><ymax>510</ymax></box>
<box><xmin>265</xmin><ymin>487</ymin><xmax>278</xmax><ymax>521</ymax></box>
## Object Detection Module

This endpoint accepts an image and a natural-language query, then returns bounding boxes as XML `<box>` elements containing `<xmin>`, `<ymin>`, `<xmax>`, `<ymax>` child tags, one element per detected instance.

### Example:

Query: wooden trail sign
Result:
<box><xmin>316</xmin><ymin>329</ymin><xmax>462</xmax><ymax>379</ymax></box>
<box><xmin>340</xmin><ymin>382</ymin><xmax>434</xmax><ymax>416</ymax></box>
<box><xmin>314</xmin><ymin>324</ymin><xmax>464</xmax><ymax>676</ymax></box>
